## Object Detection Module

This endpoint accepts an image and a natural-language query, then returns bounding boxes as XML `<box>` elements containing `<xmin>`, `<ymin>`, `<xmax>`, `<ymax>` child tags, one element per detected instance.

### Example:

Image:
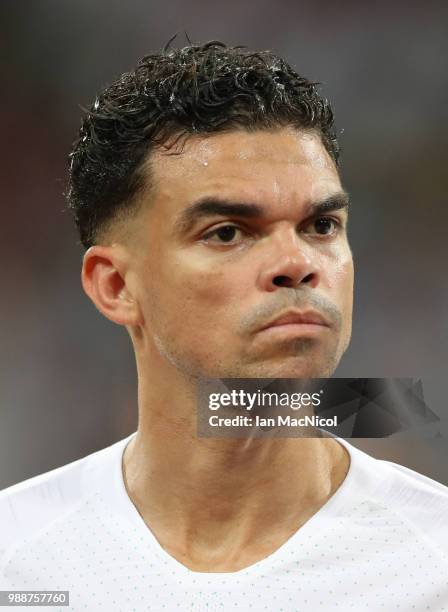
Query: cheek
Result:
<box><xmin>148</xmin><ymin>253</ymin><xmax>248</xmax><ymax>332</ymax></box>
<box><xmin>148</xmin><ymin>262</ymin><xmax>250</xmax><ymax>367</ymax></box>
<box><xmin>334</xmin><ymin>253</ymin><xmax>354</xmax><ymax>332</ymax></box>
<box><xmin>322</xmin><ymin>248</ymin><xmax>354</xmax><ymax>334</ymax></box>
<box><xmin>325</xmin><ymin>247</ymin><xmax>354</xmax><ymax>294</ymax></box>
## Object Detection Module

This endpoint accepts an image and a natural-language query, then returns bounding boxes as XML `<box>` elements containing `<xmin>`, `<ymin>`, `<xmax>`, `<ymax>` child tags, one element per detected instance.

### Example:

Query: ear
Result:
<box><xmin>81</xmin><ymin>245</ymin><xmax>142</xmax><ymax>326</ymax></box>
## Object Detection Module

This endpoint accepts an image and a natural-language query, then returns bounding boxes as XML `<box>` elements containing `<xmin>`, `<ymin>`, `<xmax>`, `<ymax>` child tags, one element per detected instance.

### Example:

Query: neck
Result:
<box><xmin>122</xmin><ymin>353</ymin><xmax>350</xmax><ymax>572</ymax></box>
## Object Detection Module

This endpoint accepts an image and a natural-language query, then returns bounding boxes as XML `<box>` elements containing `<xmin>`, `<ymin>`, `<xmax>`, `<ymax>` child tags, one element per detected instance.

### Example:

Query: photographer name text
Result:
<box><xmin>208</xmin><ymin>414</ymin><xmax>337</xmax><ymax>428</ymax></box>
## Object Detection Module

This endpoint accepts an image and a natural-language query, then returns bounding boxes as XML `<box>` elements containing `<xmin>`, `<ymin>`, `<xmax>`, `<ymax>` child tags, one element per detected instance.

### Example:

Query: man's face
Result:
<box><xmin>126</xmin><ymin>127</ymin><xmax>354</xmax><ymax>378</ymax></box>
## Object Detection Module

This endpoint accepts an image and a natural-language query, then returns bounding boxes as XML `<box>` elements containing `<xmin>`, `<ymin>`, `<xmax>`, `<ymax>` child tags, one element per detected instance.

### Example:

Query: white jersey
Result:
<box><xmin>1</xmin><ymin>432</ymin><xmax>447</xmax><ymax>611</ymax></box>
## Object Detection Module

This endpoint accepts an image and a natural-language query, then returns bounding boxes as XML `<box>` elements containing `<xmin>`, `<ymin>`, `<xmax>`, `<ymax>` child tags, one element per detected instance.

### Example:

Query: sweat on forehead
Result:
<box><xmin>147</xmin><ymin>128</ymin><xmax>337</xmax><ymax>182</ymax></box>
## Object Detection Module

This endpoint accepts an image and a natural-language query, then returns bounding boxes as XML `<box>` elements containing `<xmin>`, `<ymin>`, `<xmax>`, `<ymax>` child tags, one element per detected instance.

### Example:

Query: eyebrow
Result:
<box><xmin>173</xmin><ymin>191</ymin><xmax>350</xmax><ymax>236</ymax></box>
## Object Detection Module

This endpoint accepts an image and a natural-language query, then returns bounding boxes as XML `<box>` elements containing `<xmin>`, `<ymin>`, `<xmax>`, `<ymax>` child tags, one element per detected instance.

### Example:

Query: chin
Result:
<box><xmin>231</xmin><ymin>356</ymin><xmax>339</xmax><ymax>380</ymax></box>
<box><xmin>267</xmin><ymin>364</ymin><xmax>336</xmax><ymax>379</ymax></box>
<box><xmin>187</xmin><ymin>343</ymin><xmax>342</xmax><ymax>379</ymax></box>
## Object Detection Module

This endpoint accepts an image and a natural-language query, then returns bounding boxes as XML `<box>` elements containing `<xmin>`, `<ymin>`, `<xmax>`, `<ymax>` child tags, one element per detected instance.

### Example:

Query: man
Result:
<box><xmin>1</xmin><ymin>41</ymin><xmax>447</xmax><ymax>611</ymax></box>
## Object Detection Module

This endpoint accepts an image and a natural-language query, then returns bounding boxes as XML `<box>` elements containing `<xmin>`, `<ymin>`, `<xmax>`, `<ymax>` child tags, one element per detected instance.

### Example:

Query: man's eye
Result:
<box><xmin>304</xmin><ymin>217</ymin><xmax>340</xmax><ymax>236</ymax></box>
<box><xmin>203</xmin><ymin>225</ymin><xmax>243</xmax><ymax>243</ymax></box>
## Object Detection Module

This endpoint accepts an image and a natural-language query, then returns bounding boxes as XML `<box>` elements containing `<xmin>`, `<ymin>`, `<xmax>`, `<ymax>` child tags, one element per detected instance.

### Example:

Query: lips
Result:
<box><xmin>260</xmin><ymin>310</ymin><xmax>330</xmax><ymax>331</ymax></box>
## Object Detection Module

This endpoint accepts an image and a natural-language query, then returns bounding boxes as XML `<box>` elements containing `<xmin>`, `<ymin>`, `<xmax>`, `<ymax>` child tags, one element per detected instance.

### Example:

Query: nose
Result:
<box><xmin>257</xmin><ymin>227</ymin><xmax>319</xmax><ymax>291</ymax></box>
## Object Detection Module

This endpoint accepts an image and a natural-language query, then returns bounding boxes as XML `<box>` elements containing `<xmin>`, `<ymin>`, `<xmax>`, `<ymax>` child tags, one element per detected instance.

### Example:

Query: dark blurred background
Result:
<box><xmin>1</xmin><ymin>0</ymin><xmax>447</xmax><ymax>488</ymax></box>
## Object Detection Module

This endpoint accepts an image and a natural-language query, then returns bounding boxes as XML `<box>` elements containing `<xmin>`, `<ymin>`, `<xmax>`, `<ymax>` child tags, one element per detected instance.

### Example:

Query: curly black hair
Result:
<box><xmin>67</xmin><ymin>40</ymin><xmax>340</xmax><ymax>249</ymax></box>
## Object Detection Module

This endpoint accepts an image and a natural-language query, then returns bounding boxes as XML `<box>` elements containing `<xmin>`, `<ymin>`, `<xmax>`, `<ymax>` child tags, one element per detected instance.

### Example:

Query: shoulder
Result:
<box><xmin>377</xmin><ymin>458</ymin><xmax>448</xmax><ymax>533</ymax></box>
<box><xmin>0</xmin><ymin>453</ymin><xmax>88</xmax><ymax>561</ymax></box>
<box><xmin>343</xmin><ymin>439</ymin><xmax>448</xmax><ymax>558</ymax></box>
<box><xmin>0</xmin><ymin>434</ymin><xmax>132</xmax><ymax>565</ymax></box>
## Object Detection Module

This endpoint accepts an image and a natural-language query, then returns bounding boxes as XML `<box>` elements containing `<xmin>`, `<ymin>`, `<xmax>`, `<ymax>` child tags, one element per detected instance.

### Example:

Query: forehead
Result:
<box><xmin>148</xmin><ymin>127</ymin><xmax>340</xmax><ymax>202</ymax></box>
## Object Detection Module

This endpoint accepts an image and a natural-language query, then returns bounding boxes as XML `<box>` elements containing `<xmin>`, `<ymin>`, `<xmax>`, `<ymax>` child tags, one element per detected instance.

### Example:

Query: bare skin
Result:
<box><xmin>81</xmin><ymin>127</ymin><xmax>354</xmax><ymax>572</ymax></box>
